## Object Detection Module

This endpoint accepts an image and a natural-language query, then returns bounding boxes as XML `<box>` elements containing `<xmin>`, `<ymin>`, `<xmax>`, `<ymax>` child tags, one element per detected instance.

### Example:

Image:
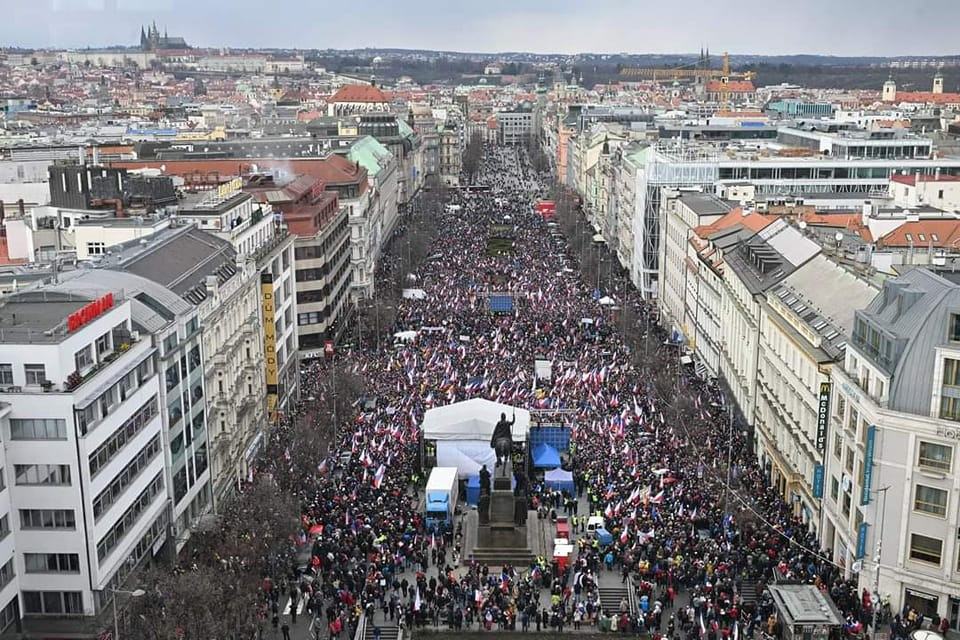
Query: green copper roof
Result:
<box><xmin>347</xmin><ymin>135</ymin><xmax>393</xmax><ymax>177</ymax></box>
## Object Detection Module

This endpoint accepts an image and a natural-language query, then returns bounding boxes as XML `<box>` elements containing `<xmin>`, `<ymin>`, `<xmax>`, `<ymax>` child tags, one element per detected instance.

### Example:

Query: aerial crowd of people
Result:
<box><xmin>249</xmin><ymin>145</ymin><xmax>943</xmax><ymax>640</ymax></box>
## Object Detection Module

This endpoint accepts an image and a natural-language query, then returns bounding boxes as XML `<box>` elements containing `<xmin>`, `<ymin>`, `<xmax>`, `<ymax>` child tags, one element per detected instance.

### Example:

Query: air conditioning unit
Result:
<box><xmin>130</xmin><ymin>330</ymin><xmax>140</xmax><ymax>342</ymax></box>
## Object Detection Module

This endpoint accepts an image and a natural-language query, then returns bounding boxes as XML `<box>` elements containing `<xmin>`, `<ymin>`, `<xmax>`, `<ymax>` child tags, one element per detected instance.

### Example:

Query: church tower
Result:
<box><xmin>933</xmin><ymin>71</ymin><xmax>944</xmax><ymax>94</ymax></box>
<box><xmin>882</xmin><ymin>76</ymin><xmax>897</xmax><ymax>102</ymax></box>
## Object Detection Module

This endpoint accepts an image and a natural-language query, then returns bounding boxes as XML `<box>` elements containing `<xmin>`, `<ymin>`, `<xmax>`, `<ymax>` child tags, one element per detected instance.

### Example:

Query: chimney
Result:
<box><xmin>17</xmin><ymin>199</ymin><xmax>25</xmax><ymax>217</ymax></box>
<box><xmin>92</xmin><ymin>146</ymin><xmax>100</xmax><ymax>166</ymax></box>
<box><xmin>0</xmin><ymin>201</ymin><xmax>4</xmax><ymax>224</ymax></box>
<box><xmin>861</xmin><ymin>200</ymin><xmax>873</xmax><ymax>226</ymax></box>
<box><xmin>78</xmin><ymin>146</ymin><xmax>86</xmax><ymax>166</ymax></box>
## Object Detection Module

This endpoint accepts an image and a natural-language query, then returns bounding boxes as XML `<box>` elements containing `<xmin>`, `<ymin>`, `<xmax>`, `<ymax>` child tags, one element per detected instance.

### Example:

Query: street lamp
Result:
<box><xmin>109</xmin><ymin>588</ymin><xmax>145</xmax><ymax>640</ymax></box>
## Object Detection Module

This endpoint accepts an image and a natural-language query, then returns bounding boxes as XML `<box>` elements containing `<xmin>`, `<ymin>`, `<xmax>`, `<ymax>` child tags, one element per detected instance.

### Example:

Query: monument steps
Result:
<box><xmin>598</xmin><ymin>585</ymin><xmax>631</xmax><ymax>617</ymax></box>
<box><xmin>469</xmin><ymin>547</ymin><xmax>535</xmax><ymax>566</ymax></box>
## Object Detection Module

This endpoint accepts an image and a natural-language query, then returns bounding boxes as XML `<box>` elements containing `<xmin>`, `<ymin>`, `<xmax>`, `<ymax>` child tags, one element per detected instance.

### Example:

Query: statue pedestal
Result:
<box><xmin>473</xmin><ymin>459</ymin><xmax>533</xmax><ymax>566</ymax></box>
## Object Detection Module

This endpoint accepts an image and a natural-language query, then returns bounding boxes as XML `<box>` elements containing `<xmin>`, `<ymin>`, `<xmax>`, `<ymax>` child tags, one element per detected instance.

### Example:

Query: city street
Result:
<box><xmin>281</xmin><ymin>144</ymin><xmax>864</xmax><ymax>639</ymax></box>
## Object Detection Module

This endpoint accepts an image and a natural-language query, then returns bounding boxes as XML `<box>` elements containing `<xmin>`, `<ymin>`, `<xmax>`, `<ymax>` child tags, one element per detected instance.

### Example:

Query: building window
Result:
<box><xmin>0</xmin><ymin>515</ymin><xmax>8</xmax><ymax>540</ymax></box>
<box><xmin>96</xmin><ymin>473</ymin><xmax>164</xmax><ymax>561</ymax></box>
<box><xmin>9</xmin><ymin>419</ymin><xmax>67</xmax><ymax>441</ymax></box>
<box><xmin>95</xmin><ymin>332</ymin><xmax>111</xmax><ymax>357</ymax></box>
<box><xmin>944</xmin><ymin>358</ymin><xmax>960</xmax><ymax>386</ymax></box>
<box><xmin>23</xmin><ymin>364</ymin><xmax>45</xmax><ymax>386</ymax></box>
<box><xmin>88</xmin><ymin>396</ymin><xmax>159</xmax><ymax>477</ymax></box>
<box><xmin>22</xmin><ymin>591</ymin><xmax>83</xmax><ymax>615</ymax></box>
<box><xmin>74</xmin><ymin>345</ymin><xmax>93</xmax><ymax>371</ymax></box>
<box><xmin>0</xmin><ymin>364</ymin><xmax>12</xmax><ymax>386</ymax></box>
<box><xmin>86</xmin><ymin>241</ymin><xmax>105</xmax><ymax>256</ymax></box>
<box><xmin>950</xmin><ymin>314</ymin><xmax>960</xmax><ymax>342</ymax></box>
<box><xmin>0</xmin><ymin>596</ymin><xmax>17</xmax><ymax>633</ymax></box>
<box><xmin>940</xmin><ymin>396</ymin><xmax>960</xmax><ymax>422</ymax></box>
<box><xmin>914</xmin><ymin>484</ymin><xmax>948</xmax><ymax>517</ymax></box>
<box><xmin>14</xmin><ymin>464</ymin><xmax>71</xmax><ymax>486</ymax></box>
<box><xmin>909</xmin><ymin>533</ymin><xmax>943</xmax><ymax>565</ymax></box>
<box><xmin>19</xmin><ymin>509</ymin><xmax>76</xmax><ymax>530</ymax></box>
<box><xmin>92</xmin><ymin>434</ymin><xmax>161</xmax><ymax>521</ymax></box>
<box><xmin>0</xmin><ymin>559</ymin><xmax>13</xmax><ymax>589</ymax></box>
<box><xmin>24</xmin><ymin>553</ymin><xmax>80</xmax><ymax>574</ymax></box>
<box><xmin>845</xmin><ymin>447</ymin><xmax>855</xmax><ymax>473</ymax></box>
<box><xmin>830</xmin><ymin>476</ymin><xmax>839</xmax><ymax>502</ymax></box>
<box><xmin>833</xmin><ymin>433</ymin><xmax>843</xmax><ymax>461</ymax></box>
<box><xmin>165</xmin><ymin>364</ymin><xmax>180</xmax><ymax>392</ymax></box>
<box><xmin>918</xmin><ymin>441</ymin><xmax>953</xmax><ymax>472</ymax></box>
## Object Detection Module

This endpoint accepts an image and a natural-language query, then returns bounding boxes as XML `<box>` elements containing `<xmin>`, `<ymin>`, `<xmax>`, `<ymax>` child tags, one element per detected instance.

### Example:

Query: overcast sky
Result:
<box><xmin>2</xmin><ymin>0</ymin><xmax>959</xmax><ymax>56</ymax></box>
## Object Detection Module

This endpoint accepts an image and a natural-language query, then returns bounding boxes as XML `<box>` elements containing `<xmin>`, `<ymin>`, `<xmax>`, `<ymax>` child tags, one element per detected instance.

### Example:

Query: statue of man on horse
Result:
<box><xmin>490</xmin><ymin>411</ymin><xmax>516</xmax><ymax>468</ymax></box>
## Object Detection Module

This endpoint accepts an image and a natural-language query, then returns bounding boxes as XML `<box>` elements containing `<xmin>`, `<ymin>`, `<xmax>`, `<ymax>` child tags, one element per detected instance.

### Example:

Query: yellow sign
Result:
<box><xmin>261</xmin><ymin>273</ymin><xmax>279</xmax><ymax>424</ymax></box>
<box><xmin>218</xmin><ymin>177</ymin><xmax>243</xmax><ymax>199</ymax></box>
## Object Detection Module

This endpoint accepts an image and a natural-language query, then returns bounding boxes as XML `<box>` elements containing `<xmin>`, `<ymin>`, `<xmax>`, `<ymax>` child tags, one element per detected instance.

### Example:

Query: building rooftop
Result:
<box><xmin>890</xmin><ymin>173</ymin><xmax>960</xmax><ymax>186</ymax></box>
<box><xmin>0</xmin><ymin>292</ymin><xmax>90</xmax><ymax>343</ymax></box>
<box><xmin>678</xmin><ymin>192</ymin><xmax>734</xmax><ymax>217</ymax></box>
<box><xmin>329</xmin><ymin>84</ymin><xmax>389</xmax><ymax>104</ymax></box>
<box><xmin>768</xmin><ymin>584</ymin><xmax>843</xmax><ymax>627</ymax></box>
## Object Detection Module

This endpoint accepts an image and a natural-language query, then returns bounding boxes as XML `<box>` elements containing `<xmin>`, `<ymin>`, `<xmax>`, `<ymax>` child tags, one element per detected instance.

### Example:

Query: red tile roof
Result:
<box><xmin>110</xmin><ymin>157</ymin><xmax>369</xmax><ymax>194</ymax></box>
<box><xmin>705</xmin><ymin>80</ymin><xmax>755</xmax><ymax>93</ymax></box>
<box><xmin>885</xmin><ymin>91</ymin><xmax>960</xmax><ymax>105</ymax></box>
<box><xmin>797</xmin><ymin>211</ymin><xmax>863</xmax><ymax>228</ymax></box>
<box><xmin>890</xmin><ymin>173</ymin><xmax>960</xmax><ymax>186</ymax></box>
<box><xmin>329</xmin><ymin>84</ymin><xmax>389</xmax><ymax>103</ymax></box>
<box><xmin>878</xmin><ymin>219</ymin><xmax>960</xmax><ymax>249</ymax></box>
<box><xmin>692</xmin><ymin>207</ymin><xmax>775</xmax><ymax>237</ymax></box>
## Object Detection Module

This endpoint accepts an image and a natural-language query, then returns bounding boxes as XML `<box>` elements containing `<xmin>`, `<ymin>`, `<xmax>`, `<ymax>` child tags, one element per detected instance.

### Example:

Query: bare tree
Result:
<box><xmin>461</xmin><ymin>132</ymin><xmax>483</xmax><ymax>184</ymax></box>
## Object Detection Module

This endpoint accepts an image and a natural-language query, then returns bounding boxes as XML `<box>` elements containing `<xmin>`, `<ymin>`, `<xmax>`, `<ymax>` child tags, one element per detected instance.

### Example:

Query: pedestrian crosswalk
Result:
<box><xmin>283</xmin><ymin>596</ymin><xmax>306</xmax><ymax>616</ymax></box>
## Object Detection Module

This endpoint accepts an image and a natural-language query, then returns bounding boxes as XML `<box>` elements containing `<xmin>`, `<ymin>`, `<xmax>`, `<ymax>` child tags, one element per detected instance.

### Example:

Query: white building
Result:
<box><xmin>0</xmin><ymin>288</ymin><xmax>167</xmax><ymax>634</ymax></box>
<box><xmin>822</xmin><ymin>269</ymin><xmax>960</xmax><ymax>629</ymax></box>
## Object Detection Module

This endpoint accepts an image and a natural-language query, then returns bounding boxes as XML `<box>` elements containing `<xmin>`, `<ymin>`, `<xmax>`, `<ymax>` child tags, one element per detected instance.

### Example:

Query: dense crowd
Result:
<box><xmin>247</xmin><ymin>145</ymin><xmax>940</xmax><ymax>640</ymax></box>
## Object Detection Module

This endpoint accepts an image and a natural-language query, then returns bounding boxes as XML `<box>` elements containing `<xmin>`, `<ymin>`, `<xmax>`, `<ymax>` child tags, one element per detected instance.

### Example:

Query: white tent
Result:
<box><xmin>422</xmin><ymin>398</ymin><xmax>530</xmax><ymax>478</ymax></box>
<box><xmin>394</xmin><ymin>330</ymin><xmax>418</xmax><ymax>342</ymax></box>
<box><xmin>598</xmin><ymin>296</ymin><xmax>615</xmax><ymax>306</ymax></box>
<box><xmin>402</xmin><ymin>288</ymin><xmax>427</xmax><ymax>300</ymax></box>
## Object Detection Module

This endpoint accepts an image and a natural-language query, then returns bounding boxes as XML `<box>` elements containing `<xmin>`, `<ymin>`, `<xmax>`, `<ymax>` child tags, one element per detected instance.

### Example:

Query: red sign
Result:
<box><xmin>535</xmin><ymin>200</ymin><xmax>556</xmax><ymax>220</ymax></box>
<box><xmin>67</xmin><ymin>293</ymin><xmax>114</xmax><ymax>332</ymax></box>
<box><xmin>323</xmin><ymin>340</ymin><xmax>334</xmax><ymax>359</ymax></box>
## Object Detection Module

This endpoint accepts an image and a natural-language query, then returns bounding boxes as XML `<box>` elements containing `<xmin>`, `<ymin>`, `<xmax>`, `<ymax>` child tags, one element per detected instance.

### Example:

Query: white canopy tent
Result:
<box><xmin>422</xmin><ymin>398</ymin><xmax>530</xmax><ymax>479</ymax></box>
<box><xmin>402</xmin><ymin>288</ymin><xmax>427</xmax><ymax>300</ymax></box>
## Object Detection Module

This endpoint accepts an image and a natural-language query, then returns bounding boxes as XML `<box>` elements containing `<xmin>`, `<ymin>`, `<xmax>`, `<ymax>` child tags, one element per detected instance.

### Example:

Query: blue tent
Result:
<box><xmin>544</xmin><ymin>468</ymin><xmax>574</xmax><ymax>494</ymax></box>
<box><xmin>465</xmin><ymin>475</ymin><xmax>480</xmax><ymax>505</ymax></box>
<box><xmin>532</xmin><ymin>442</ymin><xmax>561</xmax><ymax>468</ymax></box>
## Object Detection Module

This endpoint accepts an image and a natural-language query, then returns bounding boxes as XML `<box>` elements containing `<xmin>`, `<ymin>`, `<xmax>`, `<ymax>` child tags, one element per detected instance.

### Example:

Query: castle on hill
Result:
<box><xmin>139</xmin><ymin>22</ymin><xmax>189</xmax><ymax>51</ymax></box>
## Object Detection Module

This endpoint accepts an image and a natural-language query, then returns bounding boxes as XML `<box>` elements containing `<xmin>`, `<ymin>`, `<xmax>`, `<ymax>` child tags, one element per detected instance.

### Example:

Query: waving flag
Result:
<box><xmin>372</xmin><ymin>464</ymin><xmax>386</xmax><ymax>489</ymax></box>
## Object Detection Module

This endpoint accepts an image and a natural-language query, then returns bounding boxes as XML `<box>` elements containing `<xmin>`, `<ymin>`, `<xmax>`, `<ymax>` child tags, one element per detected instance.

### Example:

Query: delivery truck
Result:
<box><xmin>424</xmin><ymin>467</ymin><xmax>459</xmax><ymax>532</ymax></box>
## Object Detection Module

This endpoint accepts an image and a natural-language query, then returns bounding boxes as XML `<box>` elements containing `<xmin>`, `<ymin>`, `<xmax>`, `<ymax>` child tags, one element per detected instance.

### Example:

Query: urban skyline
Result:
<box><xmin>2</xmin><ymin>0</ymin><xmax>960</xmax><ymax>56</ymax></box>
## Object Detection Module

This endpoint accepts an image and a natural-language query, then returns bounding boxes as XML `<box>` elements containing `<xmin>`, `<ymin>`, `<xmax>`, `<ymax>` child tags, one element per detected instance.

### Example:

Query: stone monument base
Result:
<box><xmin>471</xmin><ymin>460</ymin><xmax>533</xmax><ymax>566</ymax></box>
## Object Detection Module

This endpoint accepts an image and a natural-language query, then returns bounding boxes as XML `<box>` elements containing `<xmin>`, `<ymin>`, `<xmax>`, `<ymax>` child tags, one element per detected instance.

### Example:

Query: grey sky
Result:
<box><xmin>2</xmin><ymin>0</ymin><xmax>959</xmax><ymax>56</ymax></box>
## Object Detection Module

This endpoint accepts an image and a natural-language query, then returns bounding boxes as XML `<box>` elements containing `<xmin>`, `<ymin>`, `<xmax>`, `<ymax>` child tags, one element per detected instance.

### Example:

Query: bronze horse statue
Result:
<box><xmin>490</xmin><ymin>412</ymin><xmax>515</xmax><ymax>467</ymax></box>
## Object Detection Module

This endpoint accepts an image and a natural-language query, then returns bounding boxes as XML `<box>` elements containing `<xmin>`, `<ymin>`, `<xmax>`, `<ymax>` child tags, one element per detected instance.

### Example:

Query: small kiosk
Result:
<box><xmin>768</xmin><ymin>584</ymin><xmax>844</xmax><ymax>640</ymax></box>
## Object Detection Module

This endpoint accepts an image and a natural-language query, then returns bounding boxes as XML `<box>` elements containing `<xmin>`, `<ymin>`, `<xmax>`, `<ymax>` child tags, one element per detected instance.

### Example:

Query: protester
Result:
<box><xmin>245</xmin><ymin>144</ymin><xmax>903</xmax><ymax>639</ymax></box>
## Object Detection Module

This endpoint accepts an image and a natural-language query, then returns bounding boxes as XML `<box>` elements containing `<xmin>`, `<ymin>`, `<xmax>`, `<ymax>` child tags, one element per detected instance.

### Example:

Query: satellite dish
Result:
<box><xmin>835</xmin><ymin>231</ymin><xmax>844</xmax><ymax>243</ymax></box>
<box><xmin>798</xmin><ymin>220</ymin><xmax>807</xmax><ymax>230</ymax></box>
